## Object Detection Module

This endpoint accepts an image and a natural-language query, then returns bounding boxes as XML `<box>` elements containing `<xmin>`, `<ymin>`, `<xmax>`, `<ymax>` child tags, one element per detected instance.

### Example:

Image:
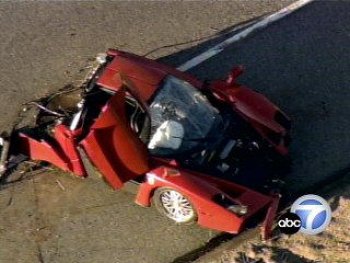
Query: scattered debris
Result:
<box><xmin>0</xmin><ymin>132</ymin><xmax>11</xmax><ymax>179</ymax></box>
<box><xmin>56</xmin><ymin>179</ymin><xmax>65</xmax><ymax>191</ymax></box>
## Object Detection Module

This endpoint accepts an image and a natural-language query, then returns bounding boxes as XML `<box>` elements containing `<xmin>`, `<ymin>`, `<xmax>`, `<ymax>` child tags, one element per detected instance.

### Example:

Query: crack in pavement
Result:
<box><xmin>32</xmin><ymin>177</ymin><xmax>46</xmax><ymax>263</ymax></box>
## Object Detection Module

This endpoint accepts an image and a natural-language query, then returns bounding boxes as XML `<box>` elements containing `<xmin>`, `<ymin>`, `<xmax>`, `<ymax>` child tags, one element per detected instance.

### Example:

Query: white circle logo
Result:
<box><xmin>291</xmin><ymin>194</ymin><xmax>332</xmax><ymax>235</ymax></box>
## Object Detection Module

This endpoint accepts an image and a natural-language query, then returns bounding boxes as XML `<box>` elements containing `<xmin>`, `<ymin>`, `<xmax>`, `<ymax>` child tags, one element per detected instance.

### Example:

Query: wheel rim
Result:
<box><xmin>159</xmin><ymin>190</ymin><xmax>194</xmax><ymax>223</ymax></box>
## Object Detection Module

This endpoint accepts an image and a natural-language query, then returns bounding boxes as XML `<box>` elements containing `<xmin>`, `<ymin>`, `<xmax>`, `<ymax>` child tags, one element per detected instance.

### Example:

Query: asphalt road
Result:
<box><xmin>0</xmin><ymin>2</ymin><xmax>292</xmax><ymax>263</ymax></box>
<box><xmin>2</xmin><ymin>1</ymin><xmax>350</xmax><ymax>263</ymax></box>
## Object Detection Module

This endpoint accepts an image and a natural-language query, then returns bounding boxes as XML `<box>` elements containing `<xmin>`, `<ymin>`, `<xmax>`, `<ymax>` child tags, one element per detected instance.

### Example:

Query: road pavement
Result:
<box><xmin>0</xmin><ymin>2</ymin><xmax>291</xmax><ymax>263</ymax></box>
<box><xmin>2</xmin><ymin>1</ymin><xmax>350</xmax><ymax>263</ymax></box>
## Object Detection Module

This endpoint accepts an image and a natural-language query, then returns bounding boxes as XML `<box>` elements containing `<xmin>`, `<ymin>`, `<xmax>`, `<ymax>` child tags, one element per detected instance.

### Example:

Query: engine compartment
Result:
<box><xmin>177</xmin><ymin>106</ymin><xmax>273</xmax><ymax>190</ymax></box>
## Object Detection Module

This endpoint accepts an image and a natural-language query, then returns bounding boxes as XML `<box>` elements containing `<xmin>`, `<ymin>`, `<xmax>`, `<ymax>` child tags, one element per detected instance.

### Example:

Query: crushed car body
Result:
<box><xmin>0</xmin><ymin>49</ymin><xmax>291</xmax><ymax>239</ymax></box>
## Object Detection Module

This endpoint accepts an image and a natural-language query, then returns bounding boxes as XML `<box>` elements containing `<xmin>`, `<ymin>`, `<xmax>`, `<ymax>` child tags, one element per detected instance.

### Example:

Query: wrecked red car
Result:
<box><xmin>0</xmin><ymin>49</ymin><xmax>290</xmax><ymax>238</ymax></box>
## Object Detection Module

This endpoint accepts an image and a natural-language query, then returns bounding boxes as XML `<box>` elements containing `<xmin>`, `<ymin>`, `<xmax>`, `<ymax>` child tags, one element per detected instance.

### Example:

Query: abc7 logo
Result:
<box><xmin>278</xmin><ymin>195</ymin><xmax>332</xmax><ymax>235</ymax></box>
<box><xmin>277</xmin><ymin>212</ymin><xmax>302</xmax><ymax>235</ymax></box>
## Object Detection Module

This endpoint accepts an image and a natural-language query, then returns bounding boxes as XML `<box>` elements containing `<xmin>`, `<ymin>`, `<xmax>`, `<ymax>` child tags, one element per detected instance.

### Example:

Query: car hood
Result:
<box><xmin>97</xmin><ymin>50</ymin><xmax>202</xmax><ymax>101</ymax></box>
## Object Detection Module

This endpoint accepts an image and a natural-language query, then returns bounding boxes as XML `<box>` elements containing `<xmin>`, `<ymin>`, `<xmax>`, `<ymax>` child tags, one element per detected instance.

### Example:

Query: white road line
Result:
<box><xmin>177</xmin><ymin>0</ymin><xmax>314</xmax><ymax>72</ymax></box>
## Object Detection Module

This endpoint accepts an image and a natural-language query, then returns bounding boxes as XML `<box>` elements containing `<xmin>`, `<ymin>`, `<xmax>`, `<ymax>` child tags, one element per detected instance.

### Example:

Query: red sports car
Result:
<box><xmin>0</xmin><ymin>49</ymin><xmax>291</xmax><ymax>238</ymax></box>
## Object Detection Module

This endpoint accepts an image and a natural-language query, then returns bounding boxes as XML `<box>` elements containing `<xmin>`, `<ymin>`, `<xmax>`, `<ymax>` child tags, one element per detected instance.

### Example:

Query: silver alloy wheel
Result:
<box><xmin>159</xmin><ymin>189</ymin><xmax>195</xmax><ymax>223</ymax></box>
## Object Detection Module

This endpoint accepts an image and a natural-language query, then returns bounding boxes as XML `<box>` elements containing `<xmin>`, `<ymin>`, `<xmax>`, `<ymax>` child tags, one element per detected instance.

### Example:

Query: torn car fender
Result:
<box><xmin>209</xmin><ymin>81</ymin><xmax>290</xmax><ymax>155</ymax></box>
<box><xmin>14</xmin><ymin>132</ymin><xmax>71</xmax><ymax>172</ymax></box>
<box><xmin>11</xmin><ymin>125</ymin><xmax>86</xmax><ymax>177</ymax></box>
<box><xmin>135</xmin><ymin>166</ymin><xmax>279</xmax><ymax>235</ymax></box>
<box><xmin>261</xmin><ymin>193</ymin><xmax>280</xmax><ymax>240</ymax></box>
<box><xmin>53</xmin><ymin>125</ymin><xmax>85</xmax><ymax>176</ymax></box>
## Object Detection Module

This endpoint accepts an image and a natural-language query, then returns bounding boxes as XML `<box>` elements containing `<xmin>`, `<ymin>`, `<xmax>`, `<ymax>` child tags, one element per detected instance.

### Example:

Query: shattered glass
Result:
<box><xmin>148</xmin><ymin>76</ymin><xmax>222</xmax><ymax>156</ymax></box>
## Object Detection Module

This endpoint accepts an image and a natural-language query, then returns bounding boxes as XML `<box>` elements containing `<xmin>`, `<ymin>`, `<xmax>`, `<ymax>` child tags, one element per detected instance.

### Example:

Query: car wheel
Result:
<box><xmin>153</xmin><ymin>187</ymin><xmax>197</xmax><ymax>224</ymax></box>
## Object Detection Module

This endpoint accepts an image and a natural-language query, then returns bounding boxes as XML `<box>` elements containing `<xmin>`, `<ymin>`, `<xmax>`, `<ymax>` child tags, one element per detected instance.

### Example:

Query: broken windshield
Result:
<box><xmin>147</xmin><ymin>75</ymin><xmax>223</xmax><ymax>156</ymax></box>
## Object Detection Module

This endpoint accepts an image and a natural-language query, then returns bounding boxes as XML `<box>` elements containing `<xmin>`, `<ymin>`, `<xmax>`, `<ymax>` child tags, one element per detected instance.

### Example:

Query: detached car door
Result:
<box><xmin>80</xmin><ymin>90</ymin><xmax>149</xmax><ymax>189</ymax></box>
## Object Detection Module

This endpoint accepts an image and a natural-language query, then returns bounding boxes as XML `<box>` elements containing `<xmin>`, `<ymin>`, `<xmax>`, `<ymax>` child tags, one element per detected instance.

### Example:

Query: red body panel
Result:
<box><xmin>80</xmin><ymin>90</ymin><xmax>149</xmax><ymax>189</ymax></box>
<box><xmin>16</xmin><ymin>126</ymin><xmax>86</xmax><ymax>176</ymax></box>
<box><xmin>16</xmin><ymin>133</ymin><xmax>70</xmax><ymax>172</ymax></box>
<box><xmin>210</xmin><ymin>80</ymin><xmax>289</xmax><ymax>155</ymax></box>
<box><xmin>135</xmin><ymin>166</ymin><xmax>275</xmax><ymax>234</ymax></box>
<box><xmin>262</xmin><ymin>193</ymin><xmax>280</xmax><ymax>239</ymax></box>
<box><xmin>98</xmin><ymin>50</ymin><xmax>203</xmax><ymax>101</ymax></box>
<box><xmin>53</xmin><ymin>125</ymin><xmax>85</xmax><ymax>176</ymax></box>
